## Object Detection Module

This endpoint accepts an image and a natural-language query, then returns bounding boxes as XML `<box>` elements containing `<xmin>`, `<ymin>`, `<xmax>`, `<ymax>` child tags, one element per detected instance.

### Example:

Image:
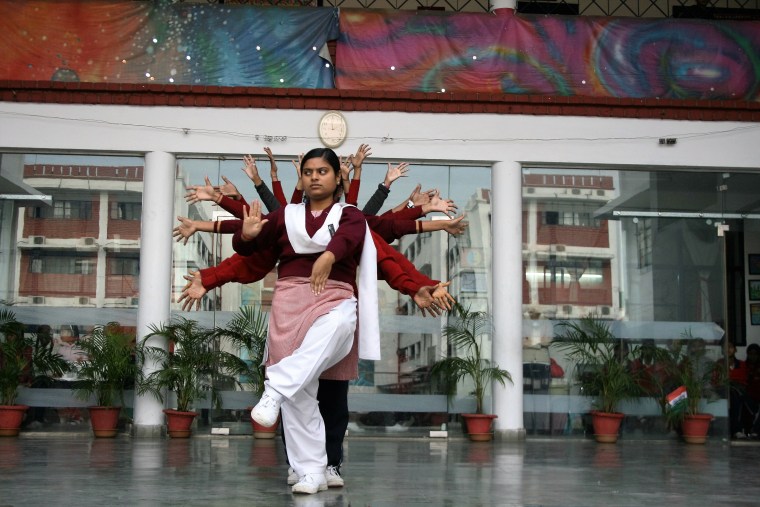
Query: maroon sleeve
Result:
<box><xmin>272</xmin><ymin>180</ymin><xmax>287</xmax><ymax>207</ymax></box>
<box><xmin>232</xmin><ymin>208</ymin><xmax>281</xmax><ymax>256</ymax></box>
<box><xmin>291</xmin><ymin>188</ymin><xmax>303</xmax><ymax>204</ymax></box>
<box><xmin>365</xmin><ymin>215</ymin><xmax>417</xmax><ymax>244</ymax></box>
<box><xmin>325</xmin><ymin>206</ymin><xmax>366</xmax><ymax>262</ymax></box>
<box><xmin>200</xmin><ymin>251</ymin><xmax>277</xmax><ymax>290</ymax></box>
<box><xmin>346</xmin><ymin>179</ymin><xmax>360</xmax><ymax>206</ymax></box>
<box><xmin>218</xmin><ymin>219</ymin><xmax>242</xmax><ymax>234</ymax></box>
<box><xmin>218</xmin><ymin>195</ymin><xmax>247</xmax><ymax>219</ymax></box>
<box><xmin>384</xmin><ymin>206</ymin><xmax>424</xmax><ymax>220</ymax></box>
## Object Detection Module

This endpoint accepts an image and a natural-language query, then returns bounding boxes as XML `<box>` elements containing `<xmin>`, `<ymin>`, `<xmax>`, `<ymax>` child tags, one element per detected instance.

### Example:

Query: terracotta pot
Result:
<box><xmin>591</xmin><ymin>411</ymin><xmax>624</xmax><ymax>443</ymax></box>
<box><xmin>88</xmin><ymin>406</ymin><xmax>121</xmax><ymax>438</ymax></box>
<box><xmin>682</xmin><ymin>414</ymin><xmax>712</xmax><ymax>444</ymax></box>
<box><xmin>462</xmin><ymin>413</ymin><xmax>497</xmax><ymax>441</ymax></box>
<box><xmin>0</xmin><ymin>405</ymin><xmax>29</xmax><ymax>437</ymax></box>
<box><xmin>163</xmin><ymin>409</ymin><xmax>199</xmax><ymax>438</ymax></box>
<box><xmin>247</xmin><ymin>406</ymin><xmax>279</xmax><ymax>439</ymax></box>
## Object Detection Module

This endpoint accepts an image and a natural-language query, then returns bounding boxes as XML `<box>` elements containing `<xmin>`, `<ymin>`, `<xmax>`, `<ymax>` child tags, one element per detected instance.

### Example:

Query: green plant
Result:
<box><xmin>71</xmin><ymin>322</ymin><xmax>144</xmax><ymax>408</ymax></box>
<box><xmin>431</xmin><ymin>303</ymin><xmax>512</xmax><ymax>414</ymax></box>
<box><xmin>662</xmin><ymin>333</ymin><xmax>723</xmax><ymax>425</ymax></box>
<box><xmin>138</xmin><ymin>317</ymin><xmax>250</xmax><ymax>413</ymax></box>
<box><xmin>0</xmin><ymin>308</ymin><xmax>69</xmax><ymax>405</ymax></box>
<box><xmin>213</xmin><ymin>305</ymin><xmax>269</xmax><ymax>397</ymax></box>
<box><xmin>551</xmin><ymin>315</ymin><xmax>641</xmax><ymax>414</ymax></box>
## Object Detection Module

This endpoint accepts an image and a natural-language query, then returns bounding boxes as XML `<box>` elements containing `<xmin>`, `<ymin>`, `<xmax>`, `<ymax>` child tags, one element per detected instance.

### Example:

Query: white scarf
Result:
<box><xmin>284</xmin><ymin>203</ymin><xmax>381</xmax><ymax>360</ymax></box>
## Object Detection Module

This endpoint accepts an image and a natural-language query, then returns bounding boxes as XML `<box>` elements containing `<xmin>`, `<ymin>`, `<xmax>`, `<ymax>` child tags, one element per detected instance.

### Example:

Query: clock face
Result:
<box><xmin>318</xmin><ymin>111</ymin><xmax>347</xmax><ymax>148</ymax></box>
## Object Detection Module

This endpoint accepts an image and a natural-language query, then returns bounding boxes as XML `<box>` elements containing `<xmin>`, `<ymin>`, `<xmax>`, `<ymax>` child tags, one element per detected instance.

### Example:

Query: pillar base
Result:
<box><xmin>132</xmin><ymin>424</ymin><xmax>165</xmax><ymax>438</ymax></box>
<box><xmin>493</xmin><ymin>428</ymin><xmax>526</xmax><ymax>442</ymax></box>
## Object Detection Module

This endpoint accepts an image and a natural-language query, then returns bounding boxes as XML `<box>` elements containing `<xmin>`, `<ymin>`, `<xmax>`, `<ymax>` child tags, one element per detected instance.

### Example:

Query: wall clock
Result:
<box><xmin>318</xmin><ymin>111</ymin><xmax>347</xmax><ymax>149</ymax></box>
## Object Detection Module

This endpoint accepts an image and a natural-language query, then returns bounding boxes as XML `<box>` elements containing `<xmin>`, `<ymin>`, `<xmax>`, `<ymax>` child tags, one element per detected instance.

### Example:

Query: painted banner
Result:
<box><xmin>0</xmin><ymin>1</ymin><xmax>338</xmax><ymax>88</ymax></box>
<box><xmin>336</xmin><ymin>9</ymin><xmax>760</xmax><ymax>101</ymax></box>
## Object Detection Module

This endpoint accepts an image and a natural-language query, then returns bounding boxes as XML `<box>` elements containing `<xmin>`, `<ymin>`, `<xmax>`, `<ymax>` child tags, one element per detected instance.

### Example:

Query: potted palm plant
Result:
<box><xmin>552</xmin><ymin>315</ymin><xmax>642</xmax><ymax>443</ymax></box>
<box><xmin>0</xmin><ymin>308</ymin><xmax>69</xmax><ymax>436</ymax></box>
<box><xmin>431</xmin><ymin>303</ymin><xmax>512</xmax><ymax>442</ymax></box>
<box><xmin>214</xmin><ymin>305</ymin><xmax>274</xmax><ymax>438</ymax></box>
<box><xmin>138</xmin><ymin>317</ymin><xmax>250</xmax><ymax>438</ymax></box>
<box><xmin>662</xmin><ymin>335</ymin><xmax>722</xmax><ymax>444</ymax></box>
<box><xmin>71</xmin><ymin>322</ymin><xmax>143</xmax><ymax>437</ymax></box>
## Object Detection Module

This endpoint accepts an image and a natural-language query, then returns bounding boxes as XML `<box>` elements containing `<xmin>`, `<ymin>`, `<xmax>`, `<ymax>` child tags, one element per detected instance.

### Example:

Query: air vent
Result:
<box><xmin>78</xmin><ymin>297</ymin><xmax>90</xmax><ymax>305</ymax></box>
<box><xmin>526</xmin><ymin>187</ymin><xmax>535</xmax><ymax>194</ymax></box>
<box><xmin>81</xmin><ymin>237</ymin><xmax>96</xmax><ymax>246</ymax></box>
<box><xmin>600</xmin><ymin>306</ymin><xmax>611</xmax><ymax>316</ymax></box>
<box><xmin>562</xmin><ymin>305</ymin><xmax>573</xmax><ymax>314</ymax></box>
<box><xmin>596</xmin><ymin>190</ymin><xmax>606</xmax><ymax>197</ymax></box>
<box><xmin>30</xmin><ymin>236</ymin><xmax>45</xmax><ymax>245</ymax></box>
<box><xmin>555</xmin><ymin>244</ymin><xmax>566</xmax><ymax>252</ymax></box>
<box><xmin>31</xmin><ymin>296</ymin><xmax>45</xmax><ymax>304</ymax></box>
<box><xmin>571</xmin><ymin>188</ymin><xmax>581</xmax><ymax>195</ymax></box>
<box><xmin>129</xmin><ymin>297</ymin><xmax>139</xmax><ymax>306</ymax></box>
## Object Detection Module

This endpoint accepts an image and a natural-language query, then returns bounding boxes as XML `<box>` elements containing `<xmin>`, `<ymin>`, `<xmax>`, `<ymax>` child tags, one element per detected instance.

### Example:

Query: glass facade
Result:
<box><xmin>522</xmin><ymin>167</ymin><xmax>760</xmax><ymax>439</ymax></box>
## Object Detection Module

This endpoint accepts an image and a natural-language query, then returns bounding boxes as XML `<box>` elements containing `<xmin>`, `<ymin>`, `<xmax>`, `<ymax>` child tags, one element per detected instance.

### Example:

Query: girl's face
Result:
<box><xmin>301</xmin><ymin>156</ymin><xmax>339</xmax><ymax>201</ymax></box>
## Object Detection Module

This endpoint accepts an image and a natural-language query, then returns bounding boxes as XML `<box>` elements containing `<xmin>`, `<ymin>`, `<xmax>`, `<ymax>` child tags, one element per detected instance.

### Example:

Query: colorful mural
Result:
<box><xmin>336</xmin><ymin>10</ymin><xmax>760</xmax><ymax>100</ymax></box>
<box><xmin>0</xmin><ymin>1</ymin><xmax>338</xmax><ymax>88</ymax></box>
<box><xmin>0</xmin><ymin>1</ymin><xmax>759</xmax><ymax>101</ymax></box>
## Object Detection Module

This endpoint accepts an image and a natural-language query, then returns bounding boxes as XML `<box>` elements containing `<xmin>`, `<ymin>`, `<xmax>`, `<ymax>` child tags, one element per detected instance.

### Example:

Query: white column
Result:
<box><xmin>133</xmin><ymin>151</ymin><xmax>175</xmax><ymax>437</ymax></box>
<box><xmin>490</xmin><ymin>0</ymin><xmax>517</xmax><ymax>11</ymax></box>
<box><xmin>491</xmin><ymin>160</ymin><xmax>525</xmax><ymax>441</ymax></box>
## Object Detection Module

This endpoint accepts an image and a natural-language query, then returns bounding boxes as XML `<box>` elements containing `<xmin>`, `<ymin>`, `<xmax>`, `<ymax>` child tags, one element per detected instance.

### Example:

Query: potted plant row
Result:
<box><xmin>70</xmin><ymin>322</ymin><xmax>144</xmax><ymax>437</ymax></box>
<box><xmin>431</xmin><ymin>303</ymin><xmax>512</xmax><ymax>442</ymax></box>
<box><xmin>137</xmin><ymin>315</ymin><xmax>256</xmax><ymax>438</ymax></box>
<box><xmin>0</xmin><ymin>309</ymin><xmax>69</xmax><ymax>436</ymax></box>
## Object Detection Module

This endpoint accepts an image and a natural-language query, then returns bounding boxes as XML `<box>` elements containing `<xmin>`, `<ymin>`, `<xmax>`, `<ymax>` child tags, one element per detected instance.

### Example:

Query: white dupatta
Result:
<box><xmin>284</xmin><ymin>203</ymin><xmax>381</xmax><ymax>360</ymax></box>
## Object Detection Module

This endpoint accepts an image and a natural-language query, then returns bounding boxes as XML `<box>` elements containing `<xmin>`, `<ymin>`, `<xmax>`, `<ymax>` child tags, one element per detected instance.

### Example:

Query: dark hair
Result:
<box><xmin>300</xmin><ymin>148</ymin><xmax>340</xmax><ymax>176</ymax></box>
<box><xmin>300</xmin><ymin>148</ymin><xmax>342</xmax><ymax>200</ymax></box>
<box><xmin>748</xmin><ymin>344</ymin><xmax>760</xmax><ymax>354</ymax></box>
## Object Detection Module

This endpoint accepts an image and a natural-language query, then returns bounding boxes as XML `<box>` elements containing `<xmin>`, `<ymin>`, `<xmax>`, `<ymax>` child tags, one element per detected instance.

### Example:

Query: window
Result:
<box><xmin>27</xmin><ymin>199</ymin><xmax>92</xmax><ymax>219</ymax></box>
<box><xmin>110</xmin><ymin>256</ymin><xmax>139</xmax><ymax>276</ymax></box>
<box><xmin>543</xmin><ymin>210</ymin><xmax>599</xmax><ymax>227</ymax></box>
<box><xmin>29</xmin><ymin>253</ymin><xmax>96</xmax><ymax>274</ymax></box>
<box><xmin>111</xmin><ymin>202</ymin><xmax>141</xmax><ymax>220</ymax></box>
<box><xmin>636</xmin><ymin>218</ymin><xmax>652</xmax><ymax>268</ymax></box>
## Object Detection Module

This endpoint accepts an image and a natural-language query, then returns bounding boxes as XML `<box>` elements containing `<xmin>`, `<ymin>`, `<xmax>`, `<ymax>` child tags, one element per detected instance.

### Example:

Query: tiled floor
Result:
<box><xmin>1</xmin><ymin>434</ymin><xmax>758</xmax><ymax>507</ymax></box>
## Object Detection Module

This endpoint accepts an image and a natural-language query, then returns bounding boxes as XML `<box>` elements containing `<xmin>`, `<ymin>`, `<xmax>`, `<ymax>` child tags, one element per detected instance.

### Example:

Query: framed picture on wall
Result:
<box><xmin>751</xmin><ymin>304</ymin><xmax>760</xmax><ymax>325</ymax></box>
<box><xmin>750</xmin><ymin>280</ymin><xmax>760</xmax><ymax>301</ymax></box>
<box><xmin>750</xmin><ymin>254</ymin><xmax>760</xmax><ymax>275</ymax></box>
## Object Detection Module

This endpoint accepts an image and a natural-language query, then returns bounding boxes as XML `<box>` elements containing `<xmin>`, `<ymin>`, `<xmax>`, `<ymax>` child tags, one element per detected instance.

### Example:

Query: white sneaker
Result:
<box><xmin>291</xmin><ymin>473</ymin><xmax>327</xmax><ymax>494</ymax></box>
<box><xmin>251</xmin><ymin>390</ymin><xmax>281</xmax><ymax>428</ymax></box>
<box><xmin>326</xmin><ymin>465</ymin><xmax>344</xmax><ymax>488</ymax></box>
<box><xmin>287</xmin><ymin>467</ymin><xmax>298</xmax><ymax>485</ymax></box>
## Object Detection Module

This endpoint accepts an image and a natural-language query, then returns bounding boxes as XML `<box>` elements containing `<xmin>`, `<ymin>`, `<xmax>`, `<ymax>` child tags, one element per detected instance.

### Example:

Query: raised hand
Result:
<box><xmin>185</xmin><ymin>176</ymin><xmax>219</xmax><ymax>204</ymax></box>
<box><xmin>240</xmin><ymin>200</ymin><xmax>269</xmax><ymax>241</ymax></box>
<box><xmin>292</xmin><ymin>154</ymin><xmax>303</xmax><ymax>191</ymax></box>
<box><xmin>177</xmin><ymin>271</ymin><xmax>206</xmax><ymax>311</ymax></box>
<box><xmin>173</xmin><ymin>216</ymin><xmax>198</xmax><ymax>245</ymax></box>
<box><xmin>383</xmin><ymin>162</ymin><xmax>409</xmax><ymax>188</ymax></box>
<box><xmin>340</xmin><ymin>155</ymin><xmax>352</xmax><ymax>183</ymax></box>
<box><xmin>409</xmin><ymin>185</ymin><xmax>437</xmax><ymax>207</ymax></box>
<box><xmin>242</xmin><ymin>154</ymin><xmax>263</xmax><ymax>186</ymax></box>
<box><xmin>424</xmin><ymin>192</ymin><xmax>458</xmax><ymax>217</ymax></box>
<box><xmin>413</xmin><ymin>285</ymin><xmax>444</xmax><ymax>317</ymax></box>
<box><xmin>263</xmin><ymin>147</ymin><xmax>279</xmax><ymax>181</ymax></box>
<box><xmin>219</xmin><ymin>176</ymin><xmax>241</xmax><ymax>200</ymax></box>
<box><xmin>348</xmin><ymin>143</ymin><xmax>372</xmax><ymax>168</ymax></box>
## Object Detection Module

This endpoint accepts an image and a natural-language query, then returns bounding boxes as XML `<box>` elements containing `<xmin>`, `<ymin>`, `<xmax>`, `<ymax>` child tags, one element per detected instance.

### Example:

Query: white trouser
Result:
<box><xmin>265</xmin><ymin>298</ymin><xmax>357</xmax><ymax>476</ymax></box>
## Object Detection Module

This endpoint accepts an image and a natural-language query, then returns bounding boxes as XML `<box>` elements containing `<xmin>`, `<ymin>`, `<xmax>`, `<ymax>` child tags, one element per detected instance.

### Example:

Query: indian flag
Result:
<box><xmin>667</xmin><ymin>386</ymin><xmax>688</xmax><ymax>407</ymax></box>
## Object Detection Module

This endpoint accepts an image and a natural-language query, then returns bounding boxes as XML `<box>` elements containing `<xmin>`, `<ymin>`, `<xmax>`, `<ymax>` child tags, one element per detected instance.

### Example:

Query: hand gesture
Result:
<box><xmin>442</xmin><ymin>215</ymin><xmax>468</xmax><ymax>236</ymax></box>
<box><xmin>177</xmin><ymin>271</ymin><xmax>207</xmax><ymax>311</ymax></box>
<box><xmin>383</xmin><ymin>162</ymin><xmax>409</xmax><ymax>188</ymax></box>
<box><xmin>340</xmin><ymin>155</ymin><xmax>352</xmax><ymax>183</ymax></box>
<box><xmin>173</xmin><ymin>216</ymin><xmax>198</xmax><ymax>245</ymax></box>
<box><xmin>240</xmin><ymin>200</ymin><xmax>269</xmax><ymax>241</ymax></box>
<box><xmin>413</xmin><ymin>285</ymin><xmax>444</xmax><ymax>317</ymax></box>
<box><xmin>431</xmin><ymin>281</ymin><xmax>455</xmax><ymax>311</ymax></box>
<box><xmin>219</xmin><ymin>176</ymin><xmax>241</xmax><ymax>200</ymax></box>
<box><xmin>348</xmin><ymin>144</ymin><xmax>371</xmax><ymax>168</ymax></box>
<box><xmin>425</xmin><ymin>192</ymin><xmax>458</xmax><ymax>217</ymax></box>
<box><xmin>185</xmin><ymin>176</ymin><xmax>219</xmax><ymax>204</ymax></box>
<box><xmin>310</xmin><ymin>251</ymin><xmax>335</xmax><ymax>296</ymax></box>
<box><xmin>292</xmin><ymin>154</ymin><xmax>303</xmax><ymax>191</ymax></box>
<box><xmin>263</xmin><ymin>147</ymin><xmax>279</xmax><ymax>181</ymax></box>
<box><xmin>242</xmin><ymin>155</ymin><xmax>263</xmax><ymax>186</ymax></box>
<box><xmin>409</xmin><ymin>184</ymin><xmax>437</xmax><ymax>207</ymax></box>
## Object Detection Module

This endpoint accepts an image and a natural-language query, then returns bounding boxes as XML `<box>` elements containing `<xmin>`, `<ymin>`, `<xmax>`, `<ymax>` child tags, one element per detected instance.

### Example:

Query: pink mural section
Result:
<box><xmin>336</xmin><ymin>10</ymin><xmax>760</xmax><ymax>101</ymax></box>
